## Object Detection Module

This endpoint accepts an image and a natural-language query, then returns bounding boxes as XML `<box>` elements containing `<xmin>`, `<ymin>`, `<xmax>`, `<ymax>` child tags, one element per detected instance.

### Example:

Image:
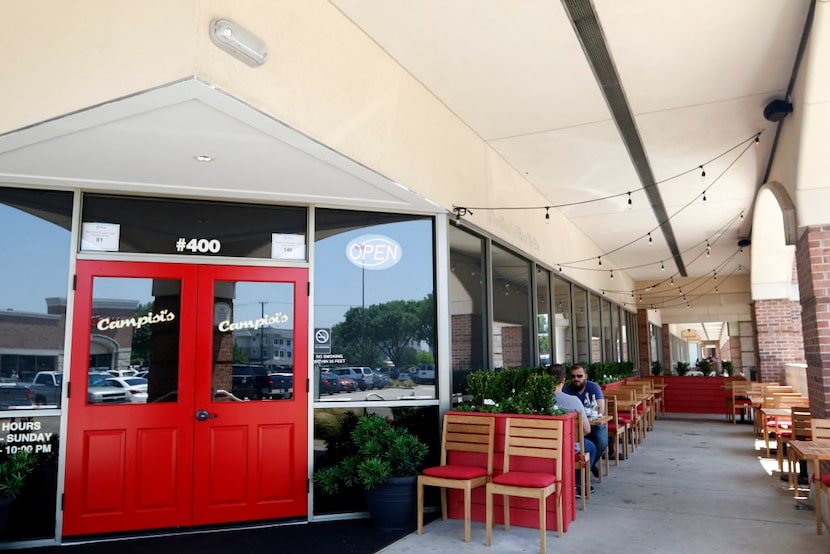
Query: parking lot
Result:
<box><xmin>316</xmin><ymin>383</ymin><xmax>435</xmax><ymax>402</ymax></box>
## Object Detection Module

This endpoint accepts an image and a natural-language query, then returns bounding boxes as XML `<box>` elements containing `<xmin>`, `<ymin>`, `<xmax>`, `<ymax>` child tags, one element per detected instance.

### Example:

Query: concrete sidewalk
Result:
<box><xmin>380</xmin><ymin>413</ymin><xmax>830</xmax><ymax>554</ymax></box>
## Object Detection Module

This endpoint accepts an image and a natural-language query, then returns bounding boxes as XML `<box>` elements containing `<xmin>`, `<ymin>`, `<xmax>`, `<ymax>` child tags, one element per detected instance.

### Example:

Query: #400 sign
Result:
<box><xmin>346</xmin><ymin>234</ymin><xmax>402</xmax><ymax>270</ymax></box>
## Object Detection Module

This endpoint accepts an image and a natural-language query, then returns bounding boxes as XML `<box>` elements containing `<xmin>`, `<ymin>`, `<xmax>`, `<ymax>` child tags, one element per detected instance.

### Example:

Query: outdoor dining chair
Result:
<box><xmin>485</xmin><ymin>417</ymin><xmax>565</xmax><ymax>554</ymax></box>
<box><xmin>417</xmin><ymin>413</ymin><xmax>495</xmax><ymax>543</ymax></box>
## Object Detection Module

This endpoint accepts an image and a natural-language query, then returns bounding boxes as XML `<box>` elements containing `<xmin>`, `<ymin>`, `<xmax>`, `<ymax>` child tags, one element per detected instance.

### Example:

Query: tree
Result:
<box><xmin>332</xmin><ymin>295</ymin><xmax>435</xmax><ymax>367</ymax></box>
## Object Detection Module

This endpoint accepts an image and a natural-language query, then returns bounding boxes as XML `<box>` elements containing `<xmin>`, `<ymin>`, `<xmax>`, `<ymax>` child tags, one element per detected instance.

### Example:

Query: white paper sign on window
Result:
<box><xmin>81</xmin><ymin>223</ymin><xmax>120</xmax><ymax>252</ymax></box>
<box><xmin>271</xmin><ymin>233</ymin><xmax>306</xmax><ymax>260</ymax></box>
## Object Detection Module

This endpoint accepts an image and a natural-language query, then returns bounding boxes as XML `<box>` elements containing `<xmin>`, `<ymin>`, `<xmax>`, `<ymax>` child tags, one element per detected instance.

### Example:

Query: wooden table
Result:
<box><xmin>590</xmin><ymin>415</ymin><xmax>612</xmax><ymax>426</ymax></box>
<box><xmin>758</xmin><ymin>407</ymin><xmax>791</xmax><ymax>458</ymax></box>
<box><xmin>788</xmin><ymin>439</ymin><xmax>830</xmax><ymax>534</ymax></box>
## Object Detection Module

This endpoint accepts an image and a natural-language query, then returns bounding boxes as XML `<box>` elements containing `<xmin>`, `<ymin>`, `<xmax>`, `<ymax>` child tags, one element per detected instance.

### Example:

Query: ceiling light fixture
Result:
<box><xmin>210</xmin><ymin>19</ymin><xmax>267</xmax><ymax>67</ymax></box>
<box><xmin>194</xmin><ymin>154</ymin><xmax>213</xmax><ymax>162</ymax></box>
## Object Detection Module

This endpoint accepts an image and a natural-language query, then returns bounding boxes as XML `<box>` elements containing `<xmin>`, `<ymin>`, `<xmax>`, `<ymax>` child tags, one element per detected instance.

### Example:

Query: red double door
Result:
<box><xmin>63</xmin><ymin>261</ymin><xmax>308</xmax><ymax>536</ymax></box>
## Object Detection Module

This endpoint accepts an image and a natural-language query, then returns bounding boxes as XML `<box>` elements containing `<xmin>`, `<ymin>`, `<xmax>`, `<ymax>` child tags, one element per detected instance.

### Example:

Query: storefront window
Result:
<box><xmin>590</xmin><ymin>294</ymin><xmax>601</xmax><ymax>362</ymax></box>
<box><xmin>491</xmin><ymin>244</ymin><xmax>531</xmax><ymax>369</ymax></box>
<box><xmin>553</xmin><ymin>275</ymin><xmax>573</xmax><ymax>365</ymax></box>
<box><xmin>449</xmin><ymin>225</ymin><xmax>487</xmax><ymax>395</ymax></box>
<box><xmin>0</xmin><ymin>186</ymin><xmax>71</xmax><ymax>543</ymax></box>
<box><xmin>0</xmin><ymin>188</ymin><xmax>72</xmax><ymax>408</ymax></box>
<box><xmin>81</xmin><ymin>194</ymin><xmax>307</xmax><ymax>259</ymax></box>
<box><xmin>536</xmin><ymin>267</ymin><xmax>552</xmax><ymax>367</ymax></box>
<box><xmin>573</xmin><ymin>286</ymin><xmax>589</xmax><ymax>363</ymax></box>
<box><xmin>601</xmin><ymin>298</ymin><xmax>613</xmax><ymax>361</ymax></box>
<box><xmin>313</xmin><ymin>209</ymin><xmax>435</xmax><ymax>401</ymax></box>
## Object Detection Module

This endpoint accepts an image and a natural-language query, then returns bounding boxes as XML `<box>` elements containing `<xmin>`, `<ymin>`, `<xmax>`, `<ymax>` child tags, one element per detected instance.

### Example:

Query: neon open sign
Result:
<box><xmin>346</xmin><ymin>234</ymin><xmax>402</xmax><ymax>270</ymax></box>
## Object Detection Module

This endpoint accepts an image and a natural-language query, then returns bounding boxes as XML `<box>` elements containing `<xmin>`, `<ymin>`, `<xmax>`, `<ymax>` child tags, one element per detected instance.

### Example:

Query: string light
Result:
<box><xmin>545</xmin><ymin>207</ymin><xmax>550</xmax><ymax>220</ymax></box>
<box><xmin>648</xmin><ymin>232</ymin><xmax>652</xmax><ymax>245</ymax></box>
<box><xmin>706</xmin><ymin>240</ymin><xmax>710</xmax><ymax>257</ymax></box>
<box><xmin>700</xmin><ymin>165</ymin><xmax>706</xmax><ymax>179</ymax></box>
<box><xmin>661</xmin><ymin>261</ymin><xmax>665</xmax><ymax>271</ymax></box>
<box><xmin>451</xmin><ymin>132</ymin><xmax>761</xmax><ymax>218</ymax></box>
<box><xmin>610</xmin><ymin>270</ymin><xmax>614</xmax><ymax>280</ymax></box>
<box><xmin>598</xmin><ymin>257</ymin><xmax>602</xmax><ymax>267</ymax></box>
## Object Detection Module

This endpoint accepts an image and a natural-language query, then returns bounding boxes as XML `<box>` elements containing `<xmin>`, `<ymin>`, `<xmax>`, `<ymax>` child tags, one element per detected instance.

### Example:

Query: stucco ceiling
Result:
<box><xmin>0</xmin><ymin>1</ymin><xmax>812</xmax><ymax>343</ymax></box>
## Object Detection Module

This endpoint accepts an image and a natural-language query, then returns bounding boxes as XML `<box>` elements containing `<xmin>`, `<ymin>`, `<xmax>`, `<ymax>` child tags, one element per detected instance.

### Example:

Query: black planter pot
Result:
<box><xmin>364</xmin><ymin>475</ymin><xmax>417</xmax><ymax>532</ymax></box>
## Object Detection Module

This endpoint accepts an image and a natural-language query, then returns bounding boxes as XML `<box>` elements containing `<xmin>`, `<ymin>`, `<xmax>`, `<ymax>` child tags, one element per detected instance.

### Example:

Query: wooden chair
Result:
<box><xmin>417</xmin><ymin>413</ymin><xmax>496</xmax><ymax>543</ymax></box>
<box><xmin>572</xmin><ymin>415</ymin><xmax>590</xmax><ymax>510</ymax></box>
<box><xmin>604</xmin><ymin>388</ymin><xmax>640</xmax><ymax>450</ymax></box>
<box><xmin>605</xmin><ymin>395</ymin><xmax>629</xmax><ymax>465</ymax></box>
<box><xmin>485</xmin><ymin>417</ymin><xmax>565</xmax><ymax>554</ymax></box>
<box><xmin>809</xmin><ymin>419</ymin><xmax>830</xmax><ymax>535</ymax></box>
<box><xmin>726</xmin><ymin>381</ymin><xmax>753</xmax><ymax>424</ymax></box>
<box><xmin>779</xmin><ymin>406</ymin><xmax>811</xmax><ymax>485</ymax></box>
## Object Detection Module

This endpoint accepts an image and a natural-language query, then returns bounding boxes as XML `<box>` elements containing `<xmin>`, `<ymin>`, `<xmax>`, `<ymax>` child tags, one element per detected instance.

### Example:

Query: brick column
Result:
<box><xmin>751</xmin><ymin>299</ymin><xmax>806</xmax><ymax>384</ymax></box>
<box><xmin>661</xmin><ymin>324</ymin><xmax>671</xmax><ymax>374</ymax></box>
<box><xmin>636</xmin><ymin>309</ymin><xmax>651</xmax><ymax>374</ymax></box>
<box><xmin>796</xmin><ymin>225</ymin><xmax>830</xmax><ymax>417</ymax></box>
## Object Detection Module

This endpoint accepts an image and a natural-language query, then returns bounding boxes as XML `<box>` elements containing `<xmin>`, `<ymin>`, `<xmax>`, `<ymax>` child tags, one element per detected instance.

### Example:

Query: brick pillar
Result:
<box><xmin>752</xmin><ymin>299</ymin><xmax>806</xmax><ymax>384</ymax></box>
<box><xmin>796</xmin><ymin>225</ymin><xmax>830</xmax><ymax>417</ymax></box>
<box><xmin>636</xmin><ymin>309</ymin><xmax>651</xmax><ymax>374</ymax></box>
<box><xmin>661</xmin><ymin>324</ymin><xmax>671</xmax><ymax>374</ymax></box>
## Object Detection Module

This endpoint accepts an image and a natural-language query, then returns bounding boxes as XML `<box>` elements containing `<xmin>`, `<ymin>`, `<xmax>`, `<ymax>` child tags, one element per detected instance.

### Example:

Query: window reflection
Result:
<box><xmin>573</xmin><ymin>286</ymin><xmax>589</xmax><ymax>363</ymax></box>
<box><xmin>553</xmin><ymin>275</ymin><xmax>573</xmax><ymax>365</ymax></box>
<box><xmin>491</xmin><ymin>244</ymin><xmax>531</xmax><ymax>369</ymax></box>
<box><xmin>313</xmin><ymin>210</ymin><xmax>436</xmax><ymax>401</ymax></box>
<box><xmin>88</xmin><ymin>277</ymin><xmax>180</xmax><ymax>404</ymax></box>
<box><xmin>0</xmin><ymin>187</ymin><xmax>72</xmax><ymax>411</ymax></box>
<box><xmin>449</xmin><ymin>225</ymin><xmax>486</xmax><ymax>395</ymax></box>
<box><xmin>536</xmin><ymin>268</ymin><xmax>552</xmax><ymax>367</ymax></box>
<box><xmin>217</xmin><ymin>281</ymin><xmax>295</xmax><ymax>402</ymax></box>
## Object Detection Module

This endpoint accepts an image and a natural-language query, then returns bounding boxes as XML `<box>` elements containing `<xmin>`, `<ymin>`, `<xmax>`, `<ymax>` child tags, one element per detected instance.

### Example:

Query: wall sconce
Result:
<box><xmin>210</xmin><ymin>19</ymin><xmax>267</xmax><ymax>67</ymax></box>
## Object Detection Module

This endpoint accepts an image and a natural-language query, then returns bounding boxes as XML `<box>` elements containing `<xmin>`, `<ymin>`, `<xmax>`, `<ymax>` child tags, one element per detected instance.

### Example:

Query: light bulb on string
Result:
<box><xmin>670</xmin><ymin>276</ymin><xmax>674</xmax><ymax>286</ymax></box>
<box><xmin>661</xmin><ymin>261</ymin><xmax>665</xmax><ymax>271</ymax></box>
<box><xmin>713</xmin><ymin>271</ymin><xmax>718</xmax><ymax>281</ymax></box>
<box><xmin>702</xmin><ymin>191</ymin><xmax>707</xmax><ymax>202</ymax></box>
<box><xmin>627</xmin><ymin>192</ymin><xmax>632</xmax><ymax>209</ymax></box>
<box><xmin>706</xmin><ymin>240</ymin><xmax>710</xmax><ymax>257</ymax></box>
<box><xmin>610</xmin><ymin>270</ymin><xmax>614</xmax><ymax>280</ymax></box>
<box><xmin>648</xmin><ymin>232</ymin><xmax>653</xmax><ymax>245</ymax></box>
<box><xmin>597</xmin><ymin>257</ymin><xmax>602</xmax><ymax>267</ymax></box>
<box><xmin>755</xmin><ymin>135</ymin><xmax>760</xmax><ymax>145</ymax></box>
<box><xmin>545</xmin><ymin>207</ymin><xmax>550</xmax><ymax>220</ymax></box>
<box><xmin>699</xmin><ymin>165</ymin><xmax>706</xmax><ymax>179</ymax></box>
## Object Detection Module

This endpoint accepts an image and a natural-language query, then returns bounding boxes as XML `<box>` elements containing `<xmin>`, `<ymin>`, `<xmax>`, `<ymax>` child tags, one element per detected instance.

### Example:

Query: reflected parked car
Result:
<box><xmin>319</xmin><ymin>372</ymin><xmax>340</xmax><ymax>395</ymax></box>
<box><xmin>329</xmin><ymin>367</ymin><xmax>369</xmax><ymax>391</ymax></box>
<box><xmin>337</xmin><ymin>377</ymin><xmax>358</xmax><ymax>393</ymax></box>
<box><xmin>106</xmin><ymin>377</ymin><xmax>149</xmax><ymax>403</ymax></box>
<box><xmin>372</xmin><ymin>370</ymin><xmax>390</xmax><ymax>389</ymax></box>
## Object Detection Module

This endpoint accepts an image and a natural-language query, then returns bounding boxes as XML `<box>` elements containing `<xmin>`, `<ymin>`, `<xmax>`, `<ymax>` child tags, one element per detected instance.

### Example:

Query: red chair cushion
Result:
<box><xmin>422</xmin><ymin>464</ymin><xmax>488</xmax><ymax>480</ymax></box>
<box><xmin>820</xmin><ymin>474</ymin><xmax>830</xmax><ymax>486</ymax></box>
<box><xmin>492</xmin><ymin>471</ymin><xmax>558</xmax><ymax>488</ymax></box>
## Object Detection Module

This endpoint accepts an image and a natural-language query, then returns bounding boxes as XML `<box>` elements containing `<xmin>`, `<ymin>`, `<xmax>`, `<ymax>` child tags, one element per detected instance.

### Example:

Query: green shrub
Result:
<box><xmin>454</xmin><ymin>367</ymin><xmax>565</xmax><ymax>415</ymax></box>
<box><xmin>675</xmin><ymin>361</ymin><xmax>690</xmax><ymax>376</ymax></box>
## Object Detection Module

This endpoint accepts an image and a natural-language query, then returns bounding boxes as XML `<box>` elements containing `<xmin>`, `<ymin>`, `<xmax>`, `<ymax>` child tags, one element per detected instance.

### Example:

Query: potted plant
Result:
<box><xmin>313</xmin><ymin>412</ymin><xmax>428</xmax><ymax>531</ymax></box>
<box><xmin>721</xmin><ymin>360</ymin><xmax>734</xmax><ymax>376</ymax></box>
<box><xmin>0</xmin><ymin>450</ymin><xmax>37</xmax><ymax>535</ymax></box>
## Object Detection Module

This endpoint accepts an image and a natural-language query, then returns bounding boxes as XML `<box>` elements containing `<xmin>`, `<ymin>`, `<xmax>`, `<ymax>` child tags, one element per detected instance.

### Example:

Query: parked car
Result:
<box><xmin>231</xmin><ymin>364</ymin><xmax>271</xmax><ymax>399</ymax></box>
<box><xmin>416</xmin><ymin>364</ymin><xmax>435</xmax><ymax>385</ymax></box>
<box><xmin>268</xmin><ymin>370</ymin><xmax>294</xmax><ymax>399</ymax></box>
<box><xmin>106</xmin><ymin>376</ymin><xmax>149</xmax><ymax>403</ymax></box>
<box><xmin>319</xmin><ymin>372</ymin><xmax>340</xmax><ymax>395</ymax></box>
<box><xmin>372</xmin><ymin>369</ymin><xmax>390</xmax><ymax>389</ymax></box>
<box><xmin>28</xmin><ymin>371</ymin><xmax>132</xmax><ymax>405</ymax></box>
<box><xmin>108</xmin><ymin>369</ymin><xmax>139</xmax><ymax>378</ymax></box>
<box><xmin>337</xmin><ymin>377</ymin><xmax>359</xmax><ymax>393</ymax></box>
<box><xmin>329</xmin><ymin>367</ymin><xmax>369</xmax><ymax>391</ymax></box>
<box><xmin>354</xmin><ymin>367</ymin><xmax>376</xmax><ymax>389</ymax></box>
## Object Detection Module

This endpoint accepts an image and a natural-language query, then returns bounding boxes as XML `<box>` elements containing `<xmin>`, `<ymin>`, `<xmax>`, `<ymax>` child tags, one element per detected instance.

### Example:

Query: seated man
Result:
<box><xmin>550</xmin><ymin>364</ymin><xmax>596</xmax><ymax>496</ymax></box>
<box><xmin>562</xmin><ymin>363</ymin><xmax>608</xmax><ymax>478</ymax></box>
